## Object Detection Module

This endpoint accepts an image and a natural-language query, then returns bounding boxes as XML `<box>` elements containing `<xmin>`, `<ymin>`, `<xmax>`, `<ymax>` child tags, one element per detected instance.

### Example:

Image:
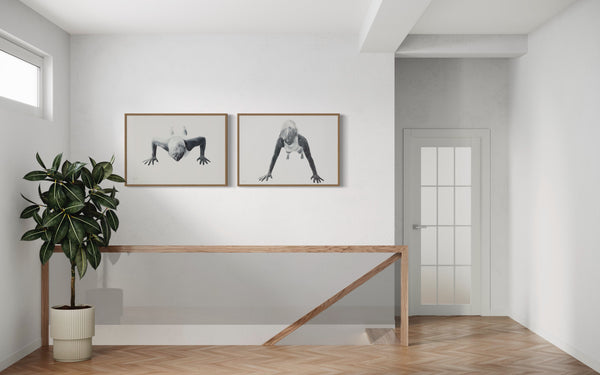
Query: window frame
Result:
<box><xmin>0</xmin><ymin>34</ymin><xmax>45</xmax><ymax>117</ymax></box>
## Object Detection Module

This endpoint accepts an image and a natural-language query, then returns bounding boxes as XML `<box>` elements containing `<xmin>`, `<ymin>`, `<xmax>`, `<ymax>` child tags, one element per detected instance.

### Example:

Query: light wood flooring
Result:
<box><xmin>2</xmin><ymin>316</ymin><xmax>596</xmax><ymax>374</ymax></box>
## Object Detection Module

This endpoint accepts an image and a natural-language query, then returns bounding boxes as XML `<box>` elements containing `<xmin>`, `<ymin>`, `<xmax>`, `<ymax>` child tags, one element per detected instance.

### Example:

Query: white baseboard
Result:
<box><xmin>486</xmin><ymin>309</ymin><xmax>509</xmax><ymax>317</ymax></box>
<box><xmin>0</xmin><ymin>339</ymin><xmax>41</xmax><ymax>372</ymax></box>
<box><xmin>510</xmin><ymin>315</ymin><xmax>600</xmax><ymax>373</ymax></box>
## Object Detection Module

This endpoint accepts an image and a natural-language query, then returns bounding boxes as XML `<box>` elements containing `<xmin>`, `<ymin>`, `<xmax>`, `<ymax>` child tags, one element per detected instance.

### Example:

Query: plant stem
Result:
<box><xmin>70</xmin><ymin>263</ymin><xmax>76</xmax><ymax>307</ymax></box>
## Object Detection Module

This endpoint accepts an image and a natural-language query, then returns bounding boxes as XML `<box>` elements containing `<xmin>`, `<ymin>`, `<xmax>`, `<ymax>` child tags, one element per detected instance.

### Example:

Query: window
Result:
<box><xmin>0</xmin><ymin>35</ymin><xmax>45</xmax><ymax>115</ymax></box>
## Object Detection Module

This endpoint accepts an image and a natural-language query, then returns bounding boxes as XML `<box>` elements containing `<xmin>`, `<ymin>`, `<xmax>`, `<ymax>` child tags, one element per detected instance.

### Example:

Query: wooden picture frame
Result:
<box><xmin>125</xmin><ymin>113</ymin><xmax>228</xmax><ymax>186</ymax></box>
<box><xmin>238</xmin><ymin>113</ymin><xmax>340</xmax><ymax>186</ymax></box>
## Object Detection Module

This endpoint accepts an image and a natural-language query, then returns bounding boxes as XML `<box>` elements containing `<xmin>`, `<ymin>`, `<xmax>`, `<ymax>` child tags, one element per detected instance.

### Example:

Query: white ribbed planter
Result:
<box><xmin>50</xmin><ymin>306</ymin><xmax>95</xmax><ymax>362</ymax></box>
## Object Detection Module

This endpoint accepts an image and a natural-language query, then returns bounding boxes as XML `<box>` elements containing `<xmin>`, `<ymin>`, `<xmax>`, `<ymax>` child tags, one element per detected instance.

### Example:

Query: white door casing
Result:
<box><xmin>403</xmin><ymin>129</ymin><xmax>490</xmax><ymax>316</ymax></box>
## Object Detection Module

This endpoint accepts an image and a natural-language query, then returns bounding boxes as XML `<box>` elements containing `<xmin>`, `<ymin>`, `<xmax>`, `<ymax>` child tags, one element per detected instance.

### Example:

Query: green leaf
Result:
<box><xmin>89</xmin><ymin>157</ymin><xmax>97</xmax><ymax>168</ymax></box>
<box><xmin>91</xmin><ymin>199</ymin><xmax>102</xmax><ymax>211</ymax></box>
<box><xmin>33</xmin><ymin>211</ymin><xmax>43</xmax><ymax>226</ymax></box>
<box><xmin>72</xmin><ymin>215</ymin><xmax>101</xmax><ymax>233</ymax></box>
<box><xmin>80</xmin><ymin>167</ymin><xmax>94</xmax><ymax>189</ymax></box>
<box><xmin>92</xmin><ymin>164</ymin><xmax>105</xmax><ymax>184</ymax></box>
<box><xmin>61</xmin><ymin>238</ymin><xmax>77</xmax><ymax>261</ymax></box>
<box><xmin>64</xmin><ymin>201</ymin><xmax>85</xmax><ymax>214</ymax></box>
<box><xmin>106</xmin><ymin>210</ymin><xmax>119</xmax><ymax>231</ymax></box>
<box><xmin>90</xmin><ymin>192</ymin><xmax>117</xmax><ymax>209</ymax></box>
<box><xmin>100</xmin><ymin>216</ymin><xmax>111</xmax><ymax>246</ymax></box>
<box><xmin>76</xmin><ymin>247</ymin><xmax>87</xmax><ymax>279</ymax></box>
<box><xmin>107</xmin><ymin>174</ymin><xmax>126</xmax><ymax>183</ymax></box>
<box><xmin>47</xmin><ymin>183</ymin><xmax>67</xmax><ymax>209</ymax></box>
<box><xmin>86</xmin><ymin>241</ymin><xmax>101</xmax><ymax>269</ymax></box>
<box><xmin>53</xmin><ymin>215</ymin><xmax>69</xmax><ymax>243</ymax></box>
<box><xmin>39</xmin><ymin>241</ymin><xmax>54</xmax><ymax>265</ymax></box>
<box><xmin>51</xmin><ymin>153</ymin><xmax>63</xmax><ymax>171</ymax></box>
<box><xmin>38</xmin><ymin>185</ymin><xmax>48</xmax><ymax>204</ymax></box>
<box><xmin>46</xmin><ymin>169</ymin><xmax>64</xmax><ymax>180</ymax></box>
<box><xmin>72</xmin><ymin>161</ymin><xmax>86</xmax><ymax>174</ymax></box>
<box><xmin>65</xmin><ymin>162</ymin><xmax>86</xmax><ymax>181</ymax></box>
<box><xmin>23</xmin><ymin>171</ymin><xmax>48</xmax><ymax>181</ymax></box>
<box><xmin>82</xmin><ymin>202</ymin><xmax>101</xmax><ymax>218</ymax></box>
<box><xmin>61</xmin><ymin>160</ymin><xmax>72</xmax><ymax>176</ymax></box>
<box><xmin>20</xmin><ymin>204</ymin><xmax>40</xmax><ymax>219</ymax></box>
<box><xmin>21</xmin><ymin>228</ymin><xmax>45</xmax><ymax>241</ymax></box>
<box><xmin>42</xmin><ymin>210</ymin><xmax>64</xmax><ymax>228</ymax></box>
<box><xmin>99</xmin><ymin>187</ymin><xmax>118</xmax><ymax>195</ymax></box>
<box><xmin>67</xmin><ymin>216</ymin><xmax>86</xmax><ymax>244</ymax></box>
<box><xmin>110</xmin><ymin>155</ymin><xmax>115</xmax><ymax>164</ymax></box>
<box><xmin>97</xmin><ymin>162</ymin><xmax>113</xmax><ymax>179</ymax></box>
<box><xmin>41</xmin><ymin>229</ymin><xmax>52</xmax><ymax>242</ymax></box>
<box><xmin>20</xmin><ymin>193</ymin><xmax>37</xmax><ymax>205</ymax></box>
<box><xmin>36</xmin><ymin>153</ymin><xmax>47</xmax><ymax>169</ymax></box>
<box><xmin>73</xmin><ymin>168</ymin><xmax>83</xmax><ymax>181</ymax></box>
<box><xmin>91</xmin><ymin>234</ymin><xmax>105</xmax><ymax>246</ymax></box>
<box><xmin>63</xmin><ymin>184</ymin><xmax>85</xmax><ymax>203</ymax></box>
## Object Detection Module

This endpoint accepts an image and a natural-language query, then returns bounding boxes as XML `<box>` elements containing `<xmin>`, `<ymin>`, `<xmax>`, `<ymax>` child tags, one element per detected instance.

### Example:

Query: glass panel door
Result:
<box><xmin>403</xmin><ymin>129</ymin><xmax>488</xmax><ymax>316</ymax></box>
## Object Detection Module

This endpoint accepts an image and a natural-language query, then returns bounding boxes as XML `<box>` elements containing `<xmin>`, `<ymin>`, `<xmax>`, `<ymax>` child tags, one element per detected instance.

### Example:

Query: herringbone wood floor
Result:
<box><xmin>2</xmin><ymin>316</ymin><xmax>596</xmax><ymax>374</ymax></box>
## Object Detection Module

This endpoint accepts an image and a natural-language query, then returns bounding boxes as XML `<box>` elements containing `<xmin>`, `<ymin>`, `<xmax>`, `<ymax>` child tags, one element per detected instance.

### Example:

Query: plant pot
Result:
<box><xmin>50</xmin><ymin>306</ymin><xmax>95</xmax><ymax>362</ymax></box>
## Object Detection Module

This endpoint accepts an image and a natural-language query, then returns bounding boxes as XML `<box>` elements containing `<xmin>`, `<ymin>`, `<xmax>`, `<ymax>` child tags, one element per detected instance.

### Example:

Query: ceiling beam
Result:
<box><xmin>395</xmin><ymin>35</ymin><xmax>528</xmax><ymax>58</ymax></box>
<box><xmin>359</xmin><ymin>0</ymin><xmax>431</xmax><ymax>53</ymax></box>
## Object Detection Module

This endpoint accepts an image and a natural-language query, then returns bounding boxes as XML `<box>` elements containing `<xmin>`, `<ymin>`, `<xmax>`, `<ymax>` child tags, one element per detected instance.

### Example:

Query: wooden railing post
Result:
<box><xmin>41</xmin><ymin>262</ymin><xmax>49</xmax><ymax>347</ymax></box>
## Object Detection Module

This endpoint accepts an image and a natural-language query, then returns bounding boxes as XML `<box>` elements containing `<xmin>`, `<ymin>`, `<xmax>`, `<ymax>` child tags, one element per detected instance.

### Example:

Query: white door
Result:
<box><xmin>403</xmin><ymin>129</ymin><xmax>490</xmax><ymax>316</ymax></box>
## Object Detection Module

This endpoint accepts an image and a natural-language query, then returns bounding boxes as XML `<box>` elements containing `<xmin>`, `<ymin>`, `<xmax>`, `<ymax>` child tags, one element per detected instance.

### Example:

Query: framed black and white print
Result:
<box><xmin>125</xmin><ymin>113</ymin><xmax>228</xmax><ymax>186</ymax></box>
<box><xmin>237</xmin><ymin>113</ymin><xmax>340</xmax><ymax>186</ymax></box>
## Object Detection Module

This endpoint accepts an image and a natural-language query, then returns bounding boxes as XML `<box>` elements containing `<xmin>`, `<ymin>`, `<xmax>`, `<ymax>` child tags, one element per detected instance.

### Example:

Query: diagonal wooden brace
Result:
<box><xmin>264</xmin><ymin>253</ymin><xmax>403</xmax><ymax>346</ymax></box>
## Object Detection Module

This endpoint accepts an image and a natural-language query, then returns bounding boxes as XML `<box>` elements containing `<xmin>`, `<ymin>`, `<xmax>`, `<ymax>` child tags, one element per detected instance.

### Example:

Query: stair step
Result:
<box><xmin>365</xmin><ymin>328</ymin><xmax>399</xmax><ymax>345</ymax></box>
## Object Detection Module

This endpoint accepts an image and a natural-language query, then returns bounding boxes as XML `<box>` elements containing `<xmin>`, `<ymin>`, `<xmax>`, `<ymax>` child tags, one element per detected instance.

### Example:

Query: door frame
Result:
<box><xmin>402</xmin><ymin>129</ymin><xmax>491</xmax><ymax>316</ymax></box>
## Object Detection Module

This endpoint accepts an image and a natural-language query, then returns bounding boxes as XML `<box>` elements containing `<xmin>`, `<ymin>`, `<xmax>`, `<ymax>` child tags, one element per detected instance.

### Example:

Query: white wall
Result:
<box><xmin>508</xmin><ymin>0</ymin><xmax>600</xmax><ymax>371</ymax></box>
<box><xmin>395</xmin><ymin>58</ymin><xmax>510</xmax><ymax>315</ymax></box>
<box><xmin>0</xmin><ymin>0</ymin><xmax>70</xmax><ymax>370</ymax></box>
<box><xmin>62</xmin><ymin>34</ymin><xmax>396</xmax><ymax>330</ymax></box>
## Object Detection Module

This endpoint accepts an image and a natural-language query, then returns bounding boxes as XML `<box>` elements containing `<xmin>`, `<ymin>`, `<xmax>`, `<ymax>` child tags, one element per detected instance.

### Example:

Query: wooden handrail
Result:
<box><xmin>54</xmin><ymin>245</ymin><xmax>406</xmax><ymax>253</ymax></box>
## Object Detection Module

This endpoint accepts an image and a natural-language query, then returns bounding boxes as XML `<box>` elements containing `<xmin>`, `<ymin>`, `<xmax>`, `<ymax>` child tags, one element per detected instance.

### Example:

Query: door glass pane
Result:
<box><xmin>437</xmin><ymin>266</ymin><xmax>454</xmax><ymax>304</ymax></box>
<box><xmin>455</xmin><ymin>266</ymin><xmax>471</xmax><ymax>304</ymax></box>
<box><xmin>437</xmin><ymin>187</ymin><xmax>454</xmax><ymax>225</ymax></box>
<box><xmin>437</xmin><ymin>147</ymin><xmax>454</xmax><ymax>185</ymax></box>
<box><xmin>455</xmin><ymin>227</ymin><xmax>471</xmax><ymax>265</ymax></box>
<box><xmin>455</xmin><ymin>187</ymin><xmax>471</xmax><ymax>225</ymax></box>
<box><xmin>437</xmin><ymin>227</ymin><xmax>453</xmax><ymax>265</ymax></box>
<box><xmin>421</xmin><ymin>147</ymin><xmax>436</xmax><ymax>186</ymax></box>
<box><xmin>421</xmin><ymin>227</ymin><xmax>436</xmax><ymax>265</ymax></box>
<box><xmin>455</xmin><ymin>147</ymin><xmax>471</xmax><ymax>185</ymax></box>
<box><xmin>421</xmin><ymin>187</ymin><xmax>436</xmax><ymax>225</ymax></box>
<box><xmin>421</xmin><ymin>266</ymin><xmax>437</xmax><ymax>305</ymax></box>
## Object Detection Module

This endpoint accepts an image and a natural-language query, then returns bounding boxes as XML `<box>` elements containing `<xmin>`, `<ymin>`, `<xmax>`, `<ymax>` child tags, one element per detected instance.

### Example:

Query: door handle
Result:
<box><xmin>412</xmin><ymin>224</ymin><xmax>428</xmax><ymax>230</ymax></box>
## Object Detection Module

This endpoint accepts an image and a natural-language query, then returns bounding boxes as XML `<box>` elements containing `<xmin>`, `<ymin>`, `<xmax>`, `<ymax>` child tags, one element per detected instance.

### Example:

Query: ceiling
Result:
<box><xmin>19</xmin><ymin>0</ymin><xmax>373</xmax><ymax>35</ymax></box>
<box><xmin>411</xmin><ymin>0</ymin><xmax>577</xmax><ymax>34</ymax></box>
<box><xmin>19</xmin><ymin>0</ymin><xmax>577</xmax><ymax>51</ymax></box>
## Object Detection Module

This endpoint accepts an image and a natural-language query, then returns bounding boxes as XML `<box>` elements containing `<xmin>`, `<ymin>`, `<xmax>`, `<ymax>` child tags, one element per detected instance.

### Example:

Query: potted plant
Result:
<box><xmin>20</xmin><ymin>153</ymin><xmax>125</xmax><ymax>362</ymax></box>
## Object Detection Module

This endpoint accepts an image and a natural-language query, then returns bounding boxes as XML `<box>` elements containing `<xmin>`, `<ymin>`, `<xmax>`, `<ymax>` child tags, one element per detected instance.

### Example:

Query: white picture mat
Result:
<box><xmin>126</xmin><ymin>115</ymin><xmax>226</xmax><ymax>185</ymax></box>
<box><xmin>238</xmin><ymin>115</ymin><xmax>339</xmax><ymax>185</ymax></box>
